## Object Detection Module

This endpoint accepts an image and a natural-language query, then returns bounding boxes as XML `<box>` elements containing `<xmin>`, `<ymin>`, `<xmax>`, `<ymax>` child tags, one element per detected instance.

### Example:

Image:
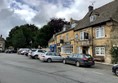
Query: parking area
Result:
<box><xmin>0</xmin><ymin>53</ymin><xmax>117</xmax><ymax>83</ymax></box>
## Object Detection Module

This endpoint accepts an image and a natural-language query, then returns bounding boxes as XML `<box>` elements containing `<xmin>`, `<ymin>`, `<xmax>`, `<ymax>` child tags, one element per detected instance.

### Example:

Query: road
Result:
<box><xmin>0</xmin><ymin>53</ymin><xmax>118</xmax><ymax>83</ymax></box>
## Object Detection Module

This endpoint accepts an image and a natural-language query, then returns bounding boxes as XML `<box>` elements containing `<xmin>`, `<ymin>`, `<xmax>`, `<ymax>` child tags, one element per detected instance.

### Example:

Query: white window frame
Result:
<box><xmin>96</xmin><ymin>26</ymin><xmax>105</xmax><ymax>38</ymax></box>
<box><xmin>75</xmin><ymin>33</ymin><xmax>79</xmax><ymax>40</ymax></box>
<box><xmin>71</xmin><ymin>23</ymin><xmax>76</xmax><ymax>28</ymax></box>
<box><xmin>90</xmin><ymin>15</ymin><xmax>96</xmax><ymax>22</ymax></box>
<box><xmin>95</xmin><ymin>47</ymin><xmax>105</xmax><ymax>56</ymax></box>
<box><xmin>80</xmin><ymin>32</ymin><xmax>84</xmax><ymax>40</ymax></box>
<box><xmin>78</xmin><ymin>47</ymin><xmax>82</xmax><ymax>53</ymax></box>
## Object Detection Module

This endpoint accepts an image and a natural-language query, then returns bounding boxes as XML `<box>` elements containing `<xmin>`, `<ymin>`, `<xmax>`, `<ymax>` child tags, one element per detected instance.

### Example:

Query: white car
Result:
<box><xmin>28</xmin><ymin>49</ymin><xmax>36</xmax><ymax>57</ymax></box>
<box><xmin>39</xmin><ymin>52</ymin><xmax>63</xmax><ymax>62</ymax></box>
<box><xmin>30</xmin><ymin>49</ymin><xmax>46</xmax><ymax>59</ymax></box>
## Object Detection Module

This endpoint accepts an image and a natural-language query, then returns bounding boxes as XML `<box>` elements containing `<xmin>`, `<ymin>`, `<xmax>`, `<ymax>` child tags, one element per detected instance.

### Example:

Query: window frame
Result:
<box><xmin>75</xmin><ymin>33</ymin><xmax>79</xmax><ymax>40</ymax></box>
<box><xmin>90</xmin><ymin>15</ymin><xmax>96</xmax><ymax>22</ymax></box>
<box><xmin>95</xmin><ymin>47</ymin><xmax>105</xmax><ymax>56</ymax></box>
<box><xmin>95</xmin><ymin>26</ymin><xmax>105</xmax><ymax>38</ymax></box>
<box><xmin>80</xmin><ymin>31</ymin><xmax>84</xmax><ymax>40</ymax></box>
<box><xmin>71</xmin><ymin>23</ymin><xmax>76</xmax><ymax>28</ymax></box>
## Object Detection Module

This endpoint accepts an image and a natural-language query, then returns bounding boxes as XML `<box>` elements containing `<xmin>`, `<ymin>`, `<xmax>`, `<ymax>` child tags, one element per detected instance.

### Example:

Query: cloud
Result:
<box><xmin>0</xmin><ymin>0</ymin><xmax>114</xmax><ymax>38</ymax></box>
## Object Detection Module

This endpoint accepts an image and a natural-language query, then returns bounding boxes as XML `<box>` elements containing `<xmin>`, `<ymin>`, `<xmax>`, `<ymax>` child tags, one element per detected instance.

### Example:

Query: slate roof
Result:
<box><xmin>55</xmin><ymin>19</ymin><xmax>80</xmax><ymax>36</ymax></box>
<box><xmin>48</xmin><ymin>37</ymin><xmax>54</xmax><ymax>43</ymax></box>
<box><xmin>75</xmin><ymin>0</ymin><xmax>118</xmax><ymax>30</ymax></box>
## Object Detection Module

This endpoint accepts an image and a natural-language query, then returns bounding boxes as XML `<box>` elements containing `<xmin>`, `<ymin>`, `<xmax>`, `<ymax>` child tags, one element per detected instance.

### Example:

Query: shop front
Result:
<box><xmin>49</xmin><ymin>44</ymin><xmax>56</xmax><ymax>52</ymax></box>
<box><xmin>61</xmin><ymin>44</ymin><xmax>73</xmax><ymax>57</ymax></box>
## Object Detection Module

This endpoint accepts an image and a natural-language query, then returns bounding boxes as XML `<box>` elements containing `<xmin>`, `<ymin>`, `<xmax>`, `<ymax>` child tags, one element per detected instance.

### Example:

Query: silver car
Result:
<box><xmin>39</xmin><ymin>52</ymin><xmax>63</xmax><ymax>62</ymax></box>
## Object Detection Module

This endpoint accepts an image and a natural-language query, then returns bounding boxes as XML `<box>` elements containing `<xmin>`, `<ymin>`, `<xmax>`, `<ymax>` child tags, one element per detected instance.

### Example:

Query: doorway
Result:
<box><xmin>82</xmin><ymin>46</ymin><xmax>89</xmax><ymax>54</ymax></box>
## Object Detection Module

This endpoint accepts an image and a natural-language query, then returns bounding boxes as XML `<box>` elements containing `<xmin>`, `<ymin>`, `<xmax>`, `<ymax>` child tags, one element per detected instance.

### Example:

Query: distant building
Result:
<box><xmin>0</xmin><ymin>35</ymin><xmax>5</xmax><ymax>52</ymax></box>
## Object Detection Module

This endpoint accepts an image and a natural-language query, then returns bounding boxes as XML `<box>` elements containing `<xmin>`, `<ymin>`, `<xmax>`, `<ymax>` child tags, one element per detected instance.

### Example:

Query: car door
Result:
<box><xmin>70</xmin><ymin>54</ymin><xmax>78</xmax><ymax>64</ymax></box>
<box><xmin>54</xmin><ymin>53</ymin><xmax>63</xmax><ymax>61</ymax></box>
<box><xmin>66</xmin><ymin>54</ymin><xmax>74</xmax><ymax>64</ymax></box>
<box><xmin>48</xmin><ymin>52</ymin><xmax>58</xmax><ymax>61</ymax></box>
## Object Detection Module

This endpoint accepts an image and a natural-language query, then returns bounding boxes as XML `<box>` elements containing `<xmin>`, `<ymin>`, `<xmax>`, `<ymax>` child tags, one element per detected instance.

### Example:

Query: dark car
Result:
<box><xmin>112</xmin><ymin>64</ymin><xmax>118</xmax><ymax>76</ymax></box>
<box><xmin>5</xmin><ymin>49</ymin><xmax>17</xmax><ymax>53</ymax></box>
<box><xmin>63</xmin><ymin>53</ymin><xmax>95</xmax><ymax>67</ymax></box>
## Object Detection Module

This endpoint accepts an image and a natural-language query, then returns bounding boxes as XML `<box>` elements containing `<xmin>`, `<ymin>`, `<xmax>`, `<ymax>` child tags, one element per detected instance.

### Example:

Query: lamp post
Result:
<box><xmin>30</xmin><ymin>41</ymin><xmax>32</xmax><ymax>48</ymax></box>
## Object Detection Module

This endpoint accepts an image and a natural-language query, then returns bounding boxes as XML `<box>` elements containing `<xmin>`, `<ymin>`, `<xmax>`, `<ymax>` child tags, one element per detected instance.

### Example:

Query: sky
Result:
<box><xmin>0</xmin><ymin>0</ymin><xmax>113</xmax><ymax>38</ymax></box>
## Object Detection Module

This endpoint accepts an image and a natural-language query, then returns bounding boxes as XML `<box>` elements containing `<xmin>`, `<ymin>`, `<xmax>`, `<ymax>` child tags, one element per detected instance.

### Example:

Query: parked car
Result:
<box><xmin>20</xmin><ymin>49</ymin><xmax>30</xmax><ymax>55</ymax></box>
<box><xmin>29</xmin><ymin>49</ymin><xmax>46</xmax><ymax>59</ymax></box>
<box><xmin>5</xmin><ymin>49</ymin><xmax>17</xmax><ymax>53</ymax></box>
<box><xmin>28</xmin><ymin>49</ymin><xmax>37</xmax><ymax>57</ymax></box>
<box><xmin>63</xmin><ymin>53</ymin><xmax>95</xmax><ymax>67</ymax></box>
<box><xmin>112</xmin><ymin>64</ymin><xmax>118</xmax><ymax>76</ymax></box>
<box><xmin>17</xmin><ymin>48</ymin><xmax>24</xmax><ymax>54</ymax></box>
<box><xmin>39</xmin><ymin>52</ymin><xmax>63</xmax><ymax>62</ymax></box>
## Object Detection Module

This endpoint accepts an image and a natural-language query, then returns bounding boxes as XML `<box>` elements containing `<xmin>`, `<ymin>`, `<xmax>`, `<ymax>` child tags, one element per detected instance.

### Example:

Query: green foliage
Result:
<box><xmin>110</xmin><ymin>47</ymin><xmax>118</xmax><ymax>63</ymax></box>
<box><xmin>48</xmin><ymin>18</ymin><xmax>69</xmax><ymax>33</ymax></box>
<box><xmin>6</xmin><ymin>18</ymin><xmax>69</xmax><ymax>48</ymax></box>
<box><xmin>6</xmin><ymin>24</ymin><xmax>39</xmax><ymax>49</ymax></box>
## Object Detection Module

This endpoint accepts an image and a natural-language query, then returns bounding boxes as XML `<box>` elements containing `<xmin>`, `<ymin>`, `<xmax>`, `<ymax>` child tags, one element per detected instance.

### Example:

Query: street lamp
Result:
<box><xmin>30</xmin><ymin>41</ymin><xmax>32</xmax><ymax>48</ymax></box>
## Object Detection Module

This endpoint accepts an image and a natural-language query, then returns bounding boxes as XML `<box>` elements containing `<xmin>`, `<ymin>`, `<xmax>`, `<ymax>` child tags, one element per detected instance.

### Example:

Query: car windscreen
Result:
<box><xmin>32</xmin><ymin>50</ymin><xmax>36</xmax><ymax>52</ymax></box>
<box><xmin>84</xmin><ymin>54</ymin><xmax>92</xmax><ymax>58</ymax></box>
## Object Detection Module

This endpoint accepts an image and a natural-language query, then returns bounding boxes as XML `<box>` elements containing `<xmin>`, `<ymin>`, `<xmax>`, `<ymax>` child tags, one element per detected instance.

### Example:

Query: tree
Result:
<box><xmin>35</xmin><ymin>25</ymin><xmax>53</xmax><ymax>47</ymax></box>
<box><xmin>6</xmin><ymin>18</ymin><xmax>69</xmax><ymax>48</ymax></box>
<box><xmin>110</xmin><ymin>46</ymin><xmax>118</xmax><ymax>63</ymax></box>
<box><xmin>35</xmin><ymin>18</ymin><xmax>69</xmax><ymax>47</ymax></box>
<box><xmin>6</xmin><ymin>24</ymin><xmax>39</xmax><ymax>49</ymax></box>
<box><xmin>48</xmin><ymin>18</ymin><xmax>69</xmax><ymax>33</ymax></box>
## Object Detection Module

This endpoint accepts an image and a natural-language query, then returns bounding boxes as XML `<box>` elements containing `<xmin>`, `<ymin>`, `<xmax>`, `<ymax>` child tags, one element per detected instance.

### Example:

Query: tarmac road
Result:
<box><xmin>0</xmin><ymin>53</ymin><xmax>118</xmax><ymax>83</ymax></box>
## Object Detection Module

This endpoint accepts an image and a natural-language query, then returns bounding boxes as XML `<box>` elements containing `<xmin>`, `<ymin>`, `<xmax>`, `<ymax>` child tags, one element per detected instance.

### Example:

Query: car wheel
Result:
<box><xmin>63</xmin><ymin>59</ymin><xmax>66</xmax><ymax>64</ymax></box>
<box><xmin>76</xmin><ymin>61</ymin><xmax>80</xmax><ymax>67</ymax></box>
<box><xmin>34</xmin><ymin>55</ymin><xmax>38</xmax><ymax>59</ymax></box>
<box><xmin>115</xmin><ymin>69</ymin><xmax>118</xmax><ymax>76</ymax></box>
<box><xmin>47</xmin><ymin>58</ymin><xmax>52</xmax><ymax>63</ymax></box>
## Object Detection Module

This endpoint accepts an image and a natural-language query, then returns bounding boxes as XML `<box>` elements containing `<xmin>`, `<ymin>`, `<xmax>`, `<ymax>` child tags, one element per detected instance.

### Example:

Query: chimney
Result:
<box><xmin>0</xmin><ymin>35</ymin><xmax>2</xmax><ymax>38</ymax></box>
<box><xmin>88</xmin><ymin>6</ymin><xmax>93</xmax><ymax>12</ymax></box>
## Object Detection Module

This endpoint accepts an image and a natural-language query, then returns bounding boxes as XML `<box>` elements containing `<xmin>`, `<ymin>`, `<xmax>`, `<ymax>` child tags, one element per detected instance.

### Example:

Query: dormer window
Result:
<box><xmin>63</xmin><ymin>25</ymin><xmax>66</xmax><ymax>31</ymax></box>
<box><xmin>63</xmin><ymin>27</ymin><xmax>66</xmax><ymax>31</ymax></box>
<box><xmin>71</xmin><ymin>23</ymin><xmax>76</xmax><ymax>28</ymax></box>
<box><xmin>90</xmin><ymin>15</ymin><xmax>96</xmax><ymax>22</ymax></box>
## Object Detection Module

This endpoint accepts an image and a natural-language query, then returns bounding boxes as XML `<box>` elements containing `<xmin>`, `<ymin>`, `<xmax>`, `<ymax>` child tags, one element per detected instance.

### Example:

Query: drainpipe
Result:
<box><xmin>91</xmin><ymin>27</ymin><xmax>94</xmax><ymax>57</ymax></box>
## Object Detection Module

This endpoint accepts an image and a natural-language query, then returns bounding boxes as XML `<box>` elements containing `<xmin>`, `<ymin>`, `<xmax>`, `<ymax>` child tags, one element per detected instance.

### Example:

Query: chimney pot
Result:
<box><xmin>88</xmin><ymin>6</ymin><xmax>93</xmax><ymax>12</ymax></box>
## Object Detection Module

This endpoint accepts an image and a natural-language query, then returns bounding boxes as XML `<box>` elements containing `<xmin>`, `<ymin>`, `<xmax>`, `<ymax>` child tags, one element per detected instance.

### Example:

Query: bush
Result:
<box><xmin>110</xmin><ymin>47</ymin><xmax>118</xmax><ymax>64</ymax></box>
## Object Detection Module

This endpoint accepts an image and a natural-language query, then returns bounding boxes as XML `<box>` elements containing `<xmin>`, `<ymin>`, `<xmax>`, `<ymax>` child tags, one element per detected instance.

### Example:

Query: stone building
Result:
<box><xmin>0</xmin><ymin>35</ymin><xmax>5</xmax><ymax>52</ymax></box>
<box><xmin>49</xmin><ymin>0</ymin><xmax>118</xmax><ymax>63</ymax></box>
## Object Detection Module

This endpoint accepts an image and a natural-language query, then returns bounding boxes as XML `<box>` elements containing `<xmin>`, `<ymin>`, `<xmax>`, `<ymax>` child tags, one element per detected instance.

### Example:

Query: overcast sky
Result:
<box><xmin>0</xmin><ymin>0</ymin><xmax>113</xmax><ymax>38</ymax></box>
